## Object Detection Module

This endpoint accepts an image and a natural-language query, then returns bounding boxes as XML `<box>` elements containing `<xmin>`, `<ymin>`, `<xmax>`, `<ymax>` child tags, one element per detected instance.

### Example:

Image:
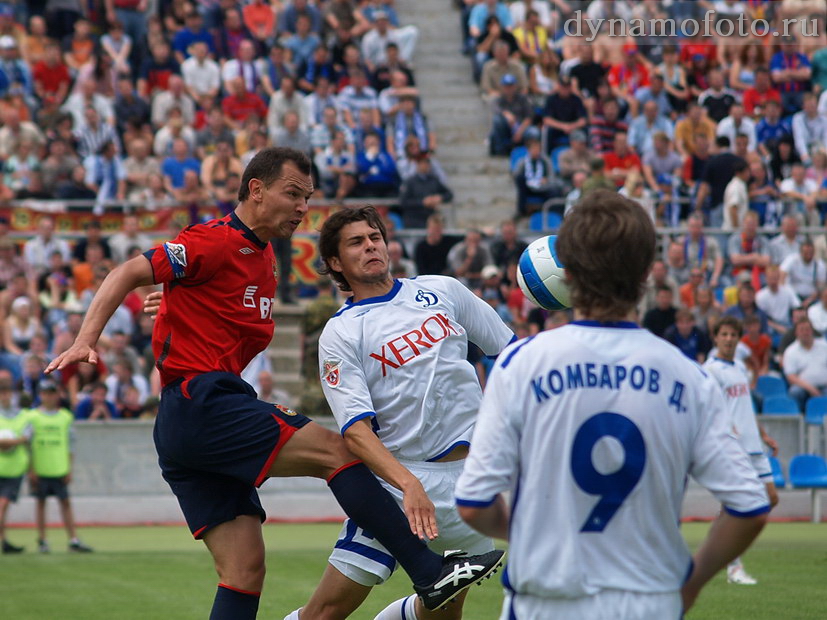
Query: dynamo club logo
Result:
<box><xmin>415</xmin><ymin>290</ymin><xmax>438</xmax><ymax>307</ymax></box>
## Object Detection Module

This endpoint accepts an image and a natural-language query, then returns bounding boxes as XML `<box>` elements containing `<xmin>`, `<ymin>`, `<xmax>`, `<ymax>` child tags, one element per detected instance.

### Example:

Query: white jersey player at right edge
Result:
<box><xmin>704</xmin><ymin>316</ymin><xmax>779</xmax><ymax>586</ymax></box>
<box><xmin>456</xmin><ymin>190</ymin><xmax>770</xmax><ymax>620</ymax></box>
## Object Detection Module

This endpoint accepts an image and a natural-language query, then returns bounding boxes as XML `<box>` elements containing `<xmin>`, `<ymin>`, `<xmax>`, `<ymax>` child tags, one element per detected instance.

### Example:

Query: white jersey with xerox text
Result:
<box><xmin>703</xmin><ymin>357</ymin><xmax>765</xmax><ymax>456</ymax></box>
<box><xmin>456</xmin><ymin>321</ymin><xmax>770</xmax><ymax>599</ymax></box>
<box><xmin>319</xmin><ymin>276</ymin><xmax>514</xmax><ymax>461</ymax></box>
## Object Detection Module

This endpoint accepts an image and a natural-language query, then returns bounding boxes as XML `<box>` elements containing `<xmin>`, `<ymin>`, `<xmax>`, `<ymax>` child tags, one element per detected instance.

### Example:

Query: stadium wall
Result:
<box><xmin>5</xmin><ymin>418</ymin><xmax>822</xmax><ymax>526</ymax></box>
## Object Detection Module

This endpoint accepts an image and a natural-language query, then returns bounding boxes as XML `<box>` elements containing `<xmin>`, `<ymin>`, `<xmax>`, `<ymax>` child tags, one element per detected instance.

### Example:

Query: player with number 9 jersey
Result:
<box><xmin>456</xmin><ymin>190</ymin><xmax>769</xmax><ymax>620</ymax></box>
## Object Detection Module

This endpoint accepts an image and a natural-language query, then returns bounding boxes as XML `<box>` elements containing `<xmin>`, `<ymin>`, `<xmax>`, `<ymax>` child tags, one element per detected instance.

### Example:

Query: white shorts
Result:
<box><xmin>328</xmin><ymin>458</ymin><xmax>494</xmax><ymax>586</ymax></box>
<box><xmin>749</xmin><ymin>453</ymin><xmax>772</xmax><ymax>480</ymax></box>
<box><xmin>500</xmin><ymin>589</ymin><xmax>682</xmax><ymax>620</ymax></box>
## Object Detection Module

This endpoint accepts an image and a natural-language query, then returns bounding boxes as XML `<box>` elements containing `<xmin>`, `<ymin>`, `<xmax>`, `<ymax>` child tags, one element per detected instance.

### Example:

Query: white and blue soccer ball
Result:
<box><xmin>516</xmin><ymin>235</ymin><xmax>572</xmax><ymax>310</ymax></box>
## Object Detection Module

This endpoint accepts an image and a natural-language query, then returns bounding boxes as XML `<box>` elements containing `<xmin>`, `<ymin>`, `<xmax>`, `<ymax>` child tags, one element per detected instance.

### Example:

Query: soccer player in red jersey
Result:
<box><xmin>47</xmin><ymin>147</ymin><xmax>502</xmax><ymax>619</ymax></box>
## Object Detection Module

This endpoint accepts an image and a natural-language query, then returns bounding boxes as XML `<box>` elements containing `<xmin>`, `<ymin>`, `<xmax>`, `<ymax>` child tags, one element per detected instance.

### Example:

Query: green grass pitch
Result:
<box><xmin>3</xmin><ymin>522</ymin><xmax>825</xmax><ymax>619</ymax></box>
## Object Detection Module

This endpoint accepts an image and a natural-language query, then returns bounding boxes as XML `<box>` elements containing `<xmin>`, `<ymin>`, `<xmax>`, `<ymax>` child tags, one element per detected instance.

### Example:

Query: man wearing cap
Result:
<box><xmin>28</xmin><ymin>379</ymin><xmax>93</xmax><ymax>553</ymax></box>
<box><xmin>360</xmin><ymin>9</ymin><xmax>418</xmax><ymax>70</ymax></box>
<box><xmin>489</xmin><ymin>72</ymin><xmax>532</xmax><ymax>156</ymax></box>
<box><xmin>0</xmin><ymin>33</ymin><xmax>32</xmax><ymax>100</ymax></box>
<box><xmin>480</xmin><ymin>40</ymin><xmax>527</xmax><ymax>100</ymax></box>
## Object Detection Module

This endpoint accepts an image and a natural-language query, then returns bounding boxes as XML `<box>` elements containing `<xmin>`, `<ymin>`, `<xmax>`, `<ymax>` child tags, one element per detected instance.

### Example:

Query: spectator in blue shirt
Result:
<box><xmin>355</xmin><ymin>132</ymin><xmax>399</xmax><ymax>197</ymax></box>
<box><xmin>161</xmin><ymin>137</ymin><xmax>200</xmax><ymax>190</ymax></box>
<box><xmin>756</xmin><ymin>99</ymin><xmax>792</xmax><ymax>159</ymax></box>
<box><xmin>770</xmin><ymin>36</ymin><xmax>812</xmax><ymax>115</ymax></box>
<box><xmin>277</xmin><ymin>0</ymin><xmax>323</xmax><ymax>35</ymax></box>
<box><xmin>664</xmin><ymin>309</ymin><xmax>712</xmax><ymax>363</ymax></box>
<box><xmin>172</xmin><ymin>11</ymin><xmax>216</xmax><ymax>64</ymax></box>
<box><xmin>468</xmin><ymin>0</ymin><xmax>513</xmax><ymax>40</ymax></box>
<box><xmin>283</xmin><ymin>14</ymin><xmax>320</xmax><ymax>70</ymax></box>
<box><xmin>74</xmin><ymin>382</ymin><xmax>119</xmax><ymax>420</ymax></box>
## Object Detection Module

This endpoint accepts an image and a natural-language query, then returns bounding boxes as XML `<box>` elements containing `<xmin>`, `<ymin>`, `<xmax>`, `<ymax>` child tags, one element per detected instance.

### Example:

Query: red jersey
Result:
<box><xmin>143</xmin><ymin>212</ymin><xmax>277</xmax><ymax>387</ymax></box>
<box><xmin>221</xmin><ymin>92</ymin><xmax>268</xmax><ymax>124</ymax></box>
<box><xmin>32</xmin><ymin>60</ymin><xmax>71</xmax><ymax>99</ymax></box>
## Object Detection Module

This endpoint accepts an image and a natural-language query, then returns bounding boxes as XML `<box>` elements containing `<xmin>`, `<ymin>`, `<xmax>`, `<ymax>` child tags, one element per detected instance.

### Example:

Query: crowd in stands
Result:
<box><xmin>465</xmin><ymin>0</ymin><xmax>827</xmax><ymax>226</ymax></box>
<box><xmin>450</xmin><ymin>0</ymin><xmax>827</xmax><ymax>409</ymax></box>
<box><xmin>2</xmin><ymin>0</ymin><xmax>827</xmax><ymax>420</ymax></box>
<box><xmin>0</xmin><ymin>1</ymin><xmax>457</xmax><ymax>225</ymax></box>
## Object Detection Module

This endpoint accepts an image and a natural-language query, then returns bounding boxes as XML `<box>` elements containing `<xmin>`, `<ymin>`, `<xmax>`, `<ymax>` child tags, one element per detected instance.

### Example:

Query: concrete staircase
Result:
<box><xmin>267</xmin><ymin>304</ymin><xmax>305</xmax><ymax>405</ymax></box>
<box><xmin>397</xmin><ymin>0</ymin><xmax>516</xmax><ymax>228</ymax></box>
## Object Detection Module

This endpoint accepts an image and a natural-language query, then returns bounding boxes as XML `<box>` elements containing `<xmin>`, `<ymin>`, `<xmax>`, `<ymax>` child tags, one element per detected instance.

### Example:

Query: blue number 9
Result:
<box><xmin>570</xmin><ymin>412</ymin><xmax>646</xmax><ymax>533</ymax></box>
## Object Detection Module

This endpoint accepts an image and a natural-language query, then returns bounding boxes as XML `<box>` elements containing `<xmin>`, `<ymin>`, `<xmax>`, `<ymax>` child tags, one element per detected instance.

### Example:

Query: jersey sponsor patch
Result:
<box><xmin>239</xmin><ymin>247</ymin><xmax>254</xmax><ymax>255</ymax></box>
<box><xmin>323</xmin><ymin>359</ymin><xmax>342</xmax><ymax>388</ymax></box>
<box><xmin>274</xmin><ymin>403</ymin><xmax>297</xmax><ymax>416</ymax></box>
<box><xmin>163</xmin><ymin>242</ymin><xmax>188</xmax><ymax>279</ymax></box>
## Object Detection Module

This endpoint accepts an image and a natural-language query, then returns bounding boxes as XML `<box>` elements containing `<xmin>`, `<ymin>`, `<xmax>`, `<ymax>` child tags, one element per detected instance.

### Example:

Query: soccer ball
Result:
<box><xmin>517</xmin><ymin>235</ymin><xmax>571</xmax><ymax>310</ymax></box>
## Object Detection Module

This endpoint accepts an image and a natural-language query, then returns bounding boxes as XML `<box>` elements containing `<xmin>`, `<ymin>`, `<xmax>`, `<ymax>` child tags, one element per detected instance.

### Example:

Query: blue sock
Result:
<box><xmin>209</xmin><ymin>584</ymin><xmax>260</xmax><ymax>620</ymax></box>
<box><xmin>327</xmin><ymin>462</ymin><xmax>443</xmax><ymax>588</ymax></box>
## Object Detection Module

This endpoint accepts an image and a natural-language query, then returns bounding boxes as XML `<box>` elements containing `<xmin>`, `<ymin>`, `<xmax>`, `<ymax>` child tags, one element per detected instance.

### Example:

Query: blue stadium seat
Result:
<box><xmin>762</xmin><ymin>395</ymin><xmax>800</xmax><ymax>415</ymax></box>
<box><xmin>769</xmin><ymin>455</ymin><xmax>786</xmax><ymax>489</ymax></box>
<box><xmin>386</xmin><ymin>211</ymin><xmax>403</xmax><ymax>230</ymax></box>
<box><xmin>790</xmin><ymin>454</ymin><xmax>827</xmax><ymax>488</ymax></box>
<box><xmin>550</xmin><ymin>146</ymin><xmax>567</xmax><ymax>175</ymax></box>
<box><xmin>789</xmin><ymin>454</ymin><xmax>827</xmax><ymax>522</ymax></box>
<box><xmin>529</xmin><ymin>211</ymin><xmax>563</xmax><ymax>231</ymax></box>
<box><xmin>509</xmin><ymin>146</ymin><xmax>528</xmax><ymax>173</ymax></box>
<box><xmin>805</xmin><ymin>396</ymin><xmax>827</xmax><ymax>426</ymax></box>
<box><xmin>756</xmin><ymin>375</ymin><xmax>787</xmax><ymax>399</ymax></box>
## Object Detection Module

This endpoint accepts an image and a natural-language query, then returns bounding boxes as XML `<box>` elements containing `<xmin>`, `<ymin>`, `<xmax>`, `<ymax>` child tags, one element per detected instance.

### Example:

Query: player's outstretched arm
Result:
<box><xmin>46</xmin><ymin>256</ymin><xmax>155</xmax><ymax>373</ymax></box>
<box><xmin>457</xmin><ymin>495</ymin><xmax>509</xmax><ymax>541</ymax></box>
<box><xmin>343</xmin><ymin>419</ymin><xmax>438</xmax><ymax>541</ymax></box>
<box><xmin>681</xmin><ymin>511</ymin><xmax>767</xmax><ymax>611</ymax></box>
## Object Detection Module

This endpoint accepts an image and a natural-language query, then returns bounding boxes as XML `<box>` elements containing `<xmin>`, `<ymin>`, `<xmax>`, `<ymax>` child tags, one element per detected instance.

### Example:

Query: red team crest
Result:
<box><xmin>274</xmin><ymin>403</ymin><xmax>297</xmax><ymax>416</ymax></box>
<box><xmin>323</xmin><ymin>359</ymin><xmax>342</xmax><ymax>388</ymax></box>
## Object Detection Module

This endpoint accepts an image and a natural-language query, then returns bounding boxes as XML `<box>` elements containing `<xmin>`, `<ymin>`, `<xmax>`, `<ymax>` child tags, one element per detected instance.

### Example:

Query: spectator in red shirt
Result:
<box><xmin>742</xmin><ymin>67</ymin><xmax>781</xmax><ymax>118</ymax></box>
<box><xmin>243</xmin><ymin>0</ymin><xmax>276</xmax><ymax>44</ymax></box>
<box><xmin>680</xmin><ymin>31</ymin><xmax>717</xmax><ymax>67</ymax></box>
<box><xmin>603</xmin><ymin>132</ymin><xmax>641</xmax><ymax>188</ymax></box>
<box><xmin>590</xmin><ymin>98</ymin><xmax>628</xmax><ymax>155</ymax></box>
<box><xmin>608</xmin><ymin>45</ymin><xmax>650</xmax><ymax>117</ymax></box>
<box><xmin>741</xmin><ymin>314</ymin><xmax>771</xmax><ymax>380</ymax></box>
<box><xmin>32</xmin><ymin>41</ymin><xmax>70</xmax><ymax>108</ymax></box>
<box><xmin>221</xmin><ymin>76</ymin><xmax>267</xmax><ymax>129</ymax></box>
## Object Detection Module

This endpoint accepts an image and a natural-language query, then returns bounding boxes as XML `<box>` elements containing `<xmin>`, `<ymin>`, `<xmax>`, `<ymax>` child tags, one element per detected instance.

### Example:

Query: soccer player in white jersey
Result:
<box><xmin>456</xmin><ymin>190</ymin><xmax>770</xmax><ymax>620</ymax></box>
<box><xmin>284</xmin><ymin>206</ymin><xmax>511</xmax><ymax>620</ymax></box>
<box><xmin>704</xmin><ymin>316</ymin><xmax>779</xmax><ymax>586</ymax></box>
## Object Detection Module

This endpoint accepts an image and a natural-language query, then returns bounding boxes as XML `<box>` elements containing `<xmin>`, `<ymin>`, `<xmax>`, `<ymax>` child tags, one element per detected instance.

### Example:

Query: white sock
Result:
<box><xmin>374</xmin><ymin>594</ymin><xmax>418</xmax><ymax>620</ymax></box>
<box><xmin>728</xmin><ymin>557</ymin><xmax>742</xmax><ymax>570</ymax></box>
<box><xmin>283</xmin><ymin>609</ymin><xmax>301</xmax><ymax>620</ymax></box>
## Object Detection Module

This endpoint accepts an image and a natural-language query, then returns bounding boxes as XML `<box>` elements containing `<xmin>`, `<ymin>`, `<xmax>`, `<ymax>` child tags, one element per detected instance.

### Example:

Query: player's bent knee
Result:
<box><xmin>215</xmin><ymin>560</ymin><xmax>266</xmax><ymax>591</ymax></box>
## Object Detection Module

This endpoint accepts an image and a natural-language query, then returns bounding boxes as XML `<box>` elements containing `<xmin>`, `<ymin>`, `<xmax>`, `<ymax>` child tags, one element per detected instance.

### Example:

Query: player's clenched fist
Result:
<box><xmin>144</xmin><ymin>291</ymin><xmax>163</xmax><ymax>316</ymax></box>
